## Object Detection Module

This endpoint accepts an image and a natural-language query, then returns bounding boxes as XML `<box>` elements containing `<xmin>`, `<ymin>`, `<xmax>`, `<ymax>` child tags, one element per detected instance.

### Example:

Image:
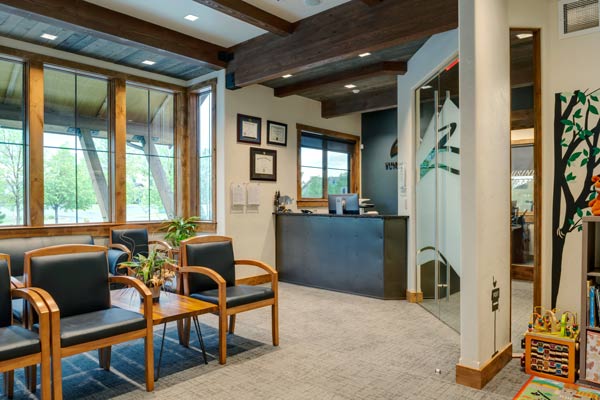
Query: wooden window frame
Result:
<box><xmin>296</xmin><ymin>124</ymin><xmax>360</xmax><ymax>208</ymax></box>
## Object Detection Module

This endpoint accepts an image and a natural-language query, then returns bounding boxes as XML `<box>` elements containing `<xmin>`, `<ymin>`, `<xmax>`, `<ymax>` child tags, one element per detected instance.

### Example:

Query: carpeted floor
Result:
<box><xmin>5</xmin><ymin>283</ymin><xmax>530</xmax><ymax>399</ymax></box>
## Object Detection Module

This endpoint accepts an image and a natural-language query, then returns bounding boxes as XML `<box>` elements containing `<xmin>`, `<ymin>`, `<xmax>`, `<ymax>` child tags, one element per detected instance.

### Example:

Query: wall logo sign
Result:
<box><xmin>385</xmin><ymin>139</ymin><xmax>398</xmax><ymax>170</ymax></box>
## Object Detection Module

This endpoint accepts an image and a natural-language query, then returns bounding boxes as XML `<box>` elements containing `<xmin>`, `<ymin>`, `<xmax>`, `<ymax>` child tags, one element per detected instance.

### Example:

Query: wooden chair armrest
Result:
<box><xmin>10</xmin><ymin>276</ymin><xmax>24</xmax><ymax>289</ymax></box>
<box><xmin>149</xmin><ymin>240</ymin><xmax>173</xmax><ymax>259</ymax></box>
<box><xmin>12</xmin><ymin>288</ymin><xmax>50</xmax><ymax>317</ymax></box>
<box><xmin>234</xmin><ymin>259</ymin><xmax>277</xmax><ymax>276</ymax></box>
<box><xmin>0</xmin><ymin>253</ymin><xmax>10</xmax><ymax>266</ymax></box>
<box><xmin>109</xmin><ymin>276</ymin><xmax>152</xmax><ymax>298</ymax></box>
<box><xmin>22</xmin><ymin>287</ymin><xmax>60</xmax><ymax>332</ymax></box>
<box><xmin>109</xmin><ymin>244</ymin><xmax>132</xmax><ymax>260</ymax></box>
<box><xmin>179</xmin><ymin>266</ymin><xmax>226</xmax><ymax>302</ymax></box>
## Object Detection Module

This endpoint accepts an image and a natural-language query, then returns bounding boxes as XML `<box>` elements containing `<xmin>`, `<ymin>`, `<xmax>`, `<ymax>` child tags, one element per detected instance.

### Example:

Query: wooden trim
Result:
<box><xmin>532</xmin><ymin>28</ymin><xmax>542</xmax><ymax>311</ymax></box>
<box><xmin>455</xmin><ymin>343</ymin><xmax>513</xmax><ymax>389</ymax></box>
<box><xmin>191</xmin><ymin>0</ymin><xmax>294</xmax><ymax>36</ymax></box>
<box><xmin>511</xmin><ymin>138</ymin><xmax>534</xmax><ymax>146</ymax></box>
<box><xmin>274</xmin><ymin>62</ymin><xmax>406</xmax><ymax>98</ymax></box>
<box><xmin>0</xmin><ymin>45</ymin><xmax>186</xmax><ymax>92</ymax></box>
<box><xmin>227</xmin><ymin>298</ymin><xmax>275</xmax><ymax>314</ymax></box>
<box><xmin>296</xmin><ymin>124</ymin><xmax>361</xmax><ymax>204</ymax></box>
<box><xmin>235</xmin><ymin>274</ymin><xmax>271</xmax><ymax>286</ymax></box>
<box><xmin>0</xmin><ymin>221</ymin><xmax>170</xmax><ymax>239</ymax></box>
<box><xmin>511</xmin><ymin>264</ymin><xmax>534</xmax><ymax>281</ymax></box>
<box><xmin>112</xmin><ymin>79</ymin><xmax>127</xmax><ymax>223</ymax></box>
<box><xmin>175</xmin><ymin>92</ymin><xmax>188</xmax><ymax>217</ymax></box>
<box><xmin>27</xmin><ymin>60</ymin><xmax>44</xmax><ymax>226</ymax></box>
<box><xmin>406</xmin><ymin>290</ymin><xmax>423</xmax><ymax>303</ymax></box>
<box><xmin>187</xmin><ymin>92</ymin><xmax>199</xmax><ymax>218</ymax></box>
<box><xmin>60</xmin><ymin>329</ymin><xmax>147</xmax><ymax>358</ymax></box>
<box><xmin>0</xmin><ymin>0</ymin><xmax>226</xmax><ymax>69</ymax></box>
<box><xmin>361</xmin><ymin>0</ymin><xmax>384</xmax><ymax>5</ymax></box>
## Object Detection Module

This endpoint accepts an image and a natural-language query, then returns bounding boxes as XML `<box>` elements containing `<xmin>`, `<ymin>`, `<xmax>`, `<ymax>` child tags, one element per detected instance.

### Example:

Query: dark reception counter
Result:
<box><xmin>274</xmin><ymin>213</ymin><xmax>407</xmax><ymax>299</ymax></box>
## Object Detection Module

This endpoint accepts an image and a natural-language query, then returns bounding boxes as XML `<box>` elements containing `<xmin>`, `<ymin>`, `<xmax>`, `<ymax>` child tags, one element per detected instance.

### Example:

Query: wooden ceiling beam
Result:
<box><xmin>322</xmin><ymin>86</ymin><xmax>397</xmax><ymax>119</ymax></box>
<box><xmin>0</xmin><ymin>0</ymin><xmax>227</xmax><ymax>69</ymax></box>
<box><xmin>274</xmin><ymin>61</ymin><xmax>406</xmax><ymax>98</ymax></box>
<box><xmin>228</xmin><ymin>0</ymin><xmax>457</xmax><ymax>87</ymax></box>
<box><xmin>192</xmin><ymin>0</ymin><xmax>294</xmax><ymax>36</ymax></box>
<box><xmin>360</xmin><ymin>0</ymin><xmax>385</xmax><ymax>6</ymax></box>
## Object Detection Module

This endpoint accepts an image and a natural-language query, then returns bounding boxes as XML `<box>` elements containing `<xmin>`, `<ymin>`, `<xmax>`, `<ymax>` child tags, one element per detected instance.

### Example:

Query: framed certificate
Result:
<box><xmin>267</xmin><ymin>120</ymin><xmax>287</xmax><ymax>146</ymax></box>
<box><xmin>250</xmin><ymin>147</ymin><xmax>277</xmax><ymax>181</ymax></box>
<box><xmin>237</xmin><ymin>114</ymin><xmax>261</xmax><ymax>144</ymax></box>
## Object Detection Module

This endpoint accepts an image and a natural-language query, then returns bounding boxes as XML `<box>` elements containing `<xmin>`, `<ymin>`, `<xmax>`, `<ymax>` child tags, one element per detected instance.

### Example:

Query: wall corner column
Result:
<box><xmin>27</xmin><ymin>61</ymin><xmax>44</xmax><ymax>227</ymax></box>
<box><xmin>112</xmin><ymin>78</ymin><xmax>127</xmax><ymax>223</ymax></box>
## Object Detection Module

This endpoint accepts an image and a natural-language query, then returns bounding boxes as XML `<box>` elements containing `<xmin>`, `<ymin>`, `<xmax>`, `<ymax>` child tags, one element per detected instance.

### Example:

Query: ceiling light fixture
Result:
<box><xmin>282</xmin><ymin>74</ymin><xmax>293</xmax><ymax>79</ymax></box>
<box><xmin>40</xmin><ymin>33</ymin><xmax>57</xmax><ymax>40</ymax></box>
<box><xmin>184</xmin><ymin>14</ymin><xmax>199</xmax><ymax>21</ymax></box>
<box><xmin>142</xmin><ymin>60</ymin><xmax>156</xmax><ymax>66</ymax></box>
<box><xmin>345</xmin><ymin>84</ymin><xmax>357</xmax><ymax>89</ymax></box>
<box><xmin>516</xmin><ymin>33</ymin><xmax>533</xmax><ymax>39</ymax></box>
<box><xmin>421</xmin><ymin>85</ymin><xmax>433</xmax><ymax>90</ymax></box>
<box><xmin>359</xmin><ymin>52</ymin><xmax>371</xmax><ymax>58</ymax></box>
<box><xmin>352</xmin><ymin>89</ymin><xmax>361</xmax><ymax>94</ymax></box>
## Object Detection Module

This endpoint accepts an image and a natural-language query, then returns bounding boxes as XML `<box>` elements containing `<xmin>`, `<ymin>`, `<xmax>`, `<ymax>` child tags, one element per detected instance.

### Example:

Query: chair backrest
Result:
<box><xmin>0</xmin><ymin>262</ymin><xmax>12</xmax><ymax>328</ymax></box>
<box><xmin>182</xmin><ymin>236</ymin><xmax>236</xmax><ymax>293</ymax></box>
<box><xmin>25</xmin><ymin>245</ymin><xmax>110</xmax><ymax>318</ymax></box>
<box><xmin>110</xmin><ymin>226</ymin><xmax>149</xmax><ymax>258</ymax></box>
<box><xmin>0</xmin><ymin>235</ymin><xmax>94</xmax><ymax>278</ymax></box>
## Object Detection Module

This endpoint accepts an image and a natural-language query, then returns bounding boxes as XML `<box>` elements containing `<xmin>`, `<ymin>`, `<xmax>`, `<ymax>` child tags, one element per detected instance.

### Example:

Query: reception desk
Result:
<box><xmin>275</xmin><ymin>213</ymin><xmax>407</xmax><ymax>299</ymax></box>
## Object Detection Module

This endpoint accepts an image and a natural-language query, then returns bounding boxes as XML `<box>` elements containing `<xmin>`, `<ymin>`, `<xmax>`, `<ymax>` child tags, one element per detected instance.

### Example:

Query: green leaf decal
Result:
<box><xmin>581</xmin><ymin>158</ymin><xmax>589</xmax><ymax>166</ymax></box>
<box><xmin>569</xmin><ymin>152</ymin><xmax>582</xmax><ymax>161</ymax></box>
<box><xmin>566</xmin><ymin>126</ymin><xmax>574</xmax><ymax>133</ymax></box>
<box><xmin>569</xmin><ymin>218</ymin><xmax>575</xmax><ymax>225</ymax></box>
<box><xmin>594</xmin><ymin>147</ymin><xmax>600</xmax><ymax>156</ymax></box>
<box><xmin>584</xmin><ymin>149</ymin><xmax>589</xmax><ymax>156</ymax></box>
<box><xmin>590</xmin><ymin>104</ymin><xmax>599</xmax><ymax>115</ymax></box>
<box><xmin>577</xmin><ymin>208</ymin><xmax>584</xmax><ymax>218</ymax></box>
<box><xmin>579</xmin><ymin>225</ymin><xmax>583</xmax><ymax>232</ymax></box>
<box><xmin>588</xmin><ymin>210</ymin><xmax>594</xmax><ymax>216</ymax></box>
<box><xmin>561</xmin><ymin>119</ymin><xmax>574</xmax><ymax>126</ymax></box>
<box><xmin>574</xmin><ymin>109</ymin><xmax>583</xmax><ymax>119</ymax></box>
<box><xmin>592</xmin><ymin>95</ymin><xmax>599</xmax><ymax>102</ymax></box>
<box><xmin>578</xmin><ymin>91</ymin><xmax>587</xmax><ymax>104</ymax></box>
<box><xmin>560</xmin><ymin>94</ymin><xmax>567</xmax><ymax>103</ymax></box>
<box><xmin>566</xmin><ymin>172</ymin><xmax>576</xmax><ymax>182</ymax></box>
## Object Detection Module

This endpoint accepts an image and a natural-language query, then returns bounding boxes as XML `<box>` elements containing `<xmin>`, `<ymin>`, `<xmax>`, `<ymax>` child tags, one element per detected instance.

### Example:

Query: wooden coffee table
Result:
<box><xmin>111</xmin><ymin>289</ymin><xmax>218</xmax><ymax>380</ymax></box>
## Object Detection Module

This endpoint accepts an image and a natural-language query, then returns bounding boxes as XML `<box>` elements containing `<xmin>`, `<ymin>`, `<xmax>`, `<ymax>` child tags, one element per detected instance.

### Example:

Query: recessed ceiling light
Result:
<box><xmin>345</xmin><ymin>84</ymin><xmax>357</xmax><ymax>89</ymax></box>
<box><xmin>421</xmin><ymin>85</ymin><xmax>433</xmax><ymax>90</ymax></box>
<box><xmin>282</xmin><ymin>74</ymin><xmax>293</xmax><ymax>79</ymax></box>
<box><xmin>352</xmin><ymin>89</ymin><xmax>361</xmax><ymax>94</ymax></box>
<box><xmin>359</xmin><ymin>52</ymin><xmax>371</xmax><ymax>58</ymax></box>
<box><xmin>184</xmin><ymin>14</ymin><xmax>199</xmax><ymax>21</ymax></box>
<box><xmin>142</xmin><ymin>60</ymin><xmax>156</xmax><ymax>66</ymax></box>
<box><xmin>40</xmin><ymin>33</ymin><xmax>57</xmax><ymax>40</ymax></box>
<box><xmin>516</xmin><ymin>33</ymin><xmax>533</xmax><ymax>39</ymax></box>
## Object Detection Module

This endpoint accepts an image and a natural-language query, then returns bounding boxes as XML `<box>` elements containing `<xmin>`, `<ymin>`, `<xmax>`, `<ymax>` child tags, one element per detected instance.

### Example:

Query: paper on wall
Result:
<box><xmin>247</xmin><ymin>183</ymin><xmax>261</xmax><ymax>206</ymax></box>
<box><xmin>231</xmin><ymin>183</ymin><xmax>246</xmax><ymax>206</ymax></box>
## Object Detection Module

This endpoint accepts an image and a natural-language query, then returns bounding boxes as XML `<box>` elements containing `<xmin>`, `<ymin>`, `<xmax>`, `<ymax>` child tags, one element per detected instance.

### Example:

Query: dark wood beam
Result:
<box><xmin>274</xmin><ymin>61</ymin><xmax>406</xmax><ymax>98</ymax></box>
<box><xmin>0</xmin><ymin>0</ymin><xmax>227</xmax><ymax>69</ymax></box>
<box><xmin>228</xmin><ymin>0</ymin><xmax>457</xmax><ymax>87</ymax></box>
<box><xmin>192</xmin><ymin>0</ymin><xmax>294</xmax><ymax>36</ymax></box>
<box><xmin>360</xmin><ymin>0</ymin><xmax>385</xmax><ymax>6</ymax></box>
<box><xmin>322</xmin><ymin>86</ymin><xmax>397</xmax><ymax>118</ymax></box>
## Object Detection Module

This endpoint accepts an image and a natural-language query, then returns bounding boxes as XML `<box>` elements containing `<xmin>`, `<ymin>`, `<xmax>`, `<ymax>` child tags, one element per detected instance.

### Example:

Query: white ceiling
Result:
<box><xmin>84</xmin><ymin>0</ymin><xmax>350</xmax><ymax>48</ymax></box>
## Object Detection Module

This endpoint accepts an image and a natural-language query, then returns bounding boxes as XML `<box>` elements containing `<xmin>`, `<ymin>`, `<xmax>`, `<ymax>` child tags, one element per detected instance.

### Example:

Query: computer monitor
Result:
<box><xmin>328</xmin><ymin>193</ymin><xmax>359</xmax><ymax>215</ymax></box>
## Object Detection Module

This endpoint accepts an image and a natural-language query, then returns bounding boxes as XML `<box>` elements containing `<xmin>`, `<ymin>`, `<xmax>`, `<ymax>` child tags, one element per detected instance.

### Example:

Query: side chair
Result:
<box><xmin>109</xmin><ymin>225</ymin><xmax>173</xmax><ymax>262</ymax></box>
<box><xmin>24</xmin><ymin>244</ymin><xmax>154</xmax><ymax>399</ymax></box>
<box><xmin>179</xmin><ymin>236</ymin><xmax>279</xmax><ymax>364</ymax></box>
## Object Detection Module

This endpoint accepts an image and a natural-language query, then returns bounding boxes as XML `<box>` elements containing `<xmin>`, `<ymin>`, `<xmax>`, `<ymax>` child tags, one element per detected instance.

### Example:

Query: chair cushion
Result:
<box><xmin>30</xmin><ymin>251</ymin><xmax>110</xmax><ymax>318</ymax></box>
<box><xmin>185</xmin><ymin>241</ymin><xmax>236</xmax><ymax>293</ymax></box>
<box><xmin>0</xmin><ymin>326</ymin><xmax>40</xmax><ymax>361</ymax></box>
<box><xmin>0</xmin><ymin>263</ymin><xmax>11</xmax><ymax>328</ymax></box>
<box><xmin>51</xmin><ymin>308</ymin><xmax>145</xmax><ymax>348</ymax></box>
<box><xmin>111</xmin><ymin>229</ymin><xmax>149</xmax><ymax>258</ymax></box>
<box><xmin>11</xmin><ymin>299</ymin><xmax>23</xmax><ymax>323</ymax></box>
<box><xmin>190</xmin><ymin>285</ymin><xmax>274</xmax><ymax>308</ymax></box>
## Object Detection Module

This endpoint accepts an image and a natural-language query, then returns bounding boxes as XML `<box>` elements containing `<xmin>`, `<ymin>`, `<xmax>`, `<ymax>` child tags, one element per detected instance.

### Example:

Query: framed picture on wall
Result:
<box><xmin>237</xmin><ymin>114</ymin><xmax>261</xmax><ymax>144</ymax></box>
<box><xmin>250</xmin><ymin>147</ymin><xmax>277</xmax><ymax>181</ymax></box>
<box><xmin>267</xmin><ymin>120</ymin><xmax>287</xmax><ymax>146</ymax></box>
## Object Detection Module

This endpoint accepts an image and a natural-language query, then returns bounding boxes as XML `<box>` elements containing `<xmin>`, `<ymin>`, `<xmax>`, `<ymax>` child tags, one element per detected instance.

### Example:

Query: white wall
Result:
<box><xmin>223</xmin><ymin>85</ymin><xmax>361</xmax><ymax>276</ymax></box>
<box><xmin>509</xmin><ymin>0</ymin><xmax>600</xmax><ymax>314</ymax></box>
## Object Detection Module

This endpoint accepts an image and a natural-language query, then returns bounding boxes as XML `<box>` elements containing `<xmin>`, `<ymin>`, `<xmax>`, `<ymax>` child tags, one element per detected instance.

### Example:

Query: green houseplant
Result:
<box><xmin>119</xmin><ymin>250</ymin><xmax>176</xmax><ymax>302</ymax></box>
<box><xmin>163</xmin><ymin>216</ymin><xmax>200</xmax><ymax>247</ymax></box>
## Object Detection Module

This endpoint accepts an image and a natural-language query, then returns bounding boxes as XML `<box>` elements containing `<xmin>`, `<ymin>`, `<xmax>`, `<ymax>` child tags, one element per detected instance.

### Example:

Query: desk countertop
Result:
<box><xmin>274</xmin><ymin>212</ymin><xmax>408</xmax><ymax>219</ymax></box>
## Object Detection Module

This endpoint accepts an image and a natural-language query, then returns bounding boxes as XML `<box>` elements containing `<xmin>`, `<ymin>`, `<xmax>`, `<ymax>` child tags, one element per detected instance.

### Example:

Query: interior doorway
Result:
<box><xmin>510</xmin><ymin>28</ymin><xmax>541</xmax><ymax>345</ymax></box>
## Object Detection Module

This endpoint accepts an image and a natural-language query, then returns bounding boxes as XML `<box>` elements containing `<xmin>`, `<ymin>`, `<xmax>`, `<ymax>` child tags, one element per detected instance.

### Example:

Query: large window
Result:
<box><xmin>297</xmin><ymin>126</ymin><xmax>359</xmax><ymax>205</ymax></box>
<box><xmin>0</xmin><ymin>58</ymin><xmax>25</xmax><ymax>226</ymax></box>
<box><xmin>43</xmin><ymin>67</ymin><xmax>109</xmax><ymax>224</ymax></box>
<box><xmin>126</xmin><ymin>85</ymin><xmax>175</xmax><ymax>222</ymax></box>
<box><xmin>197</xmin><ymin>86</ymin><xmax>214</xmax><ymax>222</ymax></box>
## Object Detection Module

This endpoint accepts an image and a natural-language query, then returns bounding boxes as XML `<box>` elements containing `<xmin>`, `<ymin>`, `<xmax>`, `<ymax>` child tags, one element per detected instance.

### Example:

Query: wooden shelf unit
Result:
<box><xmin>579</xmin><ymin>217</ymin><xmax>600</xmax><ymax>387</ymax></box>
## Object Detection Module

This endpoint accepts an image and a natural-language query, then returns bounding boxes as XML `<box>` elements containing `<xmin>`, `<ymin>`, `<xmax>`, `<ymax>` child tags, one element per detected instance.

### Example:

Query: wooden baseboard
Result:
<box><xmin>235</xmin><ymin>274</ymin><xmax>271</xmax><ymax>286</ymax></box>
<box><xmin>406</xmin><ymin>290</ymin><xmax>423</xmax><ymax>303</ymax></box>
<box><xmin>456</xmin><ymin>343</ymin><xmax>513</xmax><ymax>389</ymax></box>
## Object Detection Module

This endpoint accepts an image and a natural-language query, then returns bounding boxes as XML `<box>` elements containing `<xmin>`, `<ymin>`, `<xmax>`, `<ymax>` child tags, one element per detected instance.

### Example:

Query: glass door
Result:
<box><xmin>415</xmin><ymin>59</ymin><xmax>460</xmax><ymax>331</ymax></box>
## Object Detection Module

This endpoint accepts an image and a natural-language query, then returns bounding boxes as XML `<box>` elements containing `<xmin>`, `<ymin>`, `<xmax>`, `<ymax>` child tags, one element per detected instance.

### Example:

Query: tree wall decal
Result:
<box><xmin>552</xmin><ymin>89</ymin><xmax>600</xmax><ymax>307</ymax></box>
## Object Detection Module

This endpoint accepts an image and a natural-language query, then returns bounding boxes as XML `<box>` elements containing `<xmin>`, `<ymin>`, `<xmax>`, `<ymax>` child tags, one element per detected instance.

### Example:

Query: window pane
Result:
<box><xmin>44</xmin><ymin>68</ymin><xmax>109</xmax><ymax>224</ymax></box>
<box><xmin>198</xmin><ymin>88</ymin><xmax>214</xmax><ymax>221</ymax></box>
<box><xmin>126</xmin><ymin>85</ymin><xmax>174</xmax><ymax>221</ymax></box>
<box><xmin>0</xmin><ymin>59</ymin><xmax>25</xmax><ymax>226</ymax></box>
<box><xmin>327</xmin><ymin>169</ymin><xmax>349</xmax><ymax>195</ymax></box>
<box><xmin>301</xmin><ymin>147</ymin><xmax>323</xmax><ymax>168</ymax></box>
<box><xmin>301</xmin><ymin>167</ymin><xmax>323</xmax><ymax>198</ymax></box>
<box><xmin>327</xmin><ymin>151</ymin><xmax>348</xmax><ymax>170</ymax></box>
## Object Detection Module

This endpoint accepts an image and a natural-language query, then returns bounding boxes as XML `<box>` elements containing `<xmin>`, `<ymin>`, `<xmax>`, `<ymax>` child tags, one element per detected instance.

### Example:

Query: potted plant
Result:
<box><xmin>119</xmin><ymin>250</ymin><xmax>176</xmax><ymax>302</ymax></box>
<box><xmin>163</xmin><ymin>216</ymin><xmax>200</xmax><ymax>247</ymax></box>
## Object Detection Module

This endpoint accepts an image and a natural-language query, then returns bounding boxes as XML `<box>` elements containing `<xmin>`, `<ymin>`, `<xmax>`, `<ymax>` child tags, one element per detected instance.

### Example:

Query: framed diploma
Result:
<box><xmin>237</xmin><ymin>114</ymin><xmax>261</xmax><ymax>144</ymax></box>
<box><xmin>250</xmin><ymin>147</ymin><xmax>277</xmax><ymax>181</ymax></box>
<box><xmin>267</xmin><ymin>120</ymin><xmax>287</xmax><ymax>146</ymax></box>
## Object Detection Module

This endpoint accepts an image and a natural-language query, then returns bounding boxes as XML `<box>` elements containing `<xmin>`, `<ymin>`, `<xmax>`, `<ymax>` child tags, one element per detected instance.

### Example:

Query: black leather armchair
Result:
<box><xmin>24</xmin><ymin>245</ymin><xmax>154</xmax><ymax>398</ymax></box>
<box><xmin>179</xmin><ymin>236</ymin><xmax>278</xmax><ymax>364</ymax></box>
<box><xmin>110</xmin><ymin>225</ymin><xmax>173</xmax><ymax>259</ymax></box>
<box><xmin>0</xmin><ymin>262</ymin><xmax>52</xmax><ymax>399</ymax></box>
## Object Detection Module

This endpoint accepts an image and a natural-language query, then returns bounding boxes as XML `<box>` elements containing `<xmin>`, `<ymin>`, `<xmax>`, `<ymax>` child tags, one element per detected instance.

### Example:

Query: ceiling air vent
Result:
<box><xmin>559</xmin><ymin>0</ymin><xmax>600</xmax><ymax>38</ymax></box>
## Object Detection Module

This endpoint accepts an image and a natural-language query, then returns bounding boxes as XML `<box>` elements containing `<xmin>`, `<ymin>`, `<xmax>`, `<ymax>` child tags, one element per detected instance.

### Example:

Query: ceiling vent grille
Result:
<box><xmin>559</xmin><ymin>0</ymin><xmax>600</xmax><ymax>38</ymax></box>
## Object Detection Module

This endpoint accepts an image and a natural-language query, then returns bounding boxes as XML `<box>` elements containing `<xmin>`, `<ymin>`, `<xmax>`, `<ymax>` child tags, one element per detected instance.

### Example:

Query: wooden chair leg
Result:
<box><xmin>3</xmin><ymin>371</ymin><xmax>14</xmax><ymax>399</ymax></box>
<box><xmin>51</xmin><ymin>348</ymin><xmax>63</xmax><ymax>400</ymax></box>
<box><xmin>98</xmin><ymin>347</ymin><xmax>111</xmax><ymax>371</ymax></box>
<box><xmin>40</xmin><ymin>357</ymin><xmax>52</xmax><ymax>400</ymax></box>
<box><xmin>177</xmin><ymin>318</ymin><xmax>191</xmax><ymax>347</ymax></box>
<box><xmin>26</xmin><ymin>365</ymin><xmax>37</xmax><ymax>393</ymax></box>
<box><xmin>228</xmin><ymin>314</ymin><xmax>236</xmax><ymax>334</ymax></box>
<box><xmin>145</xmin><ymin>329</ymin><xmax>154</xmax><ymax>391</ymax></box>
<box><xmin>218</xmin><ymin>312</ymin><xmax>227</xmax><ymax>364</ymax></box>
<box><xmin>272</xmin><ymin>303</ymin><xmax>279</xmax><ymax>346</ymax></box>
